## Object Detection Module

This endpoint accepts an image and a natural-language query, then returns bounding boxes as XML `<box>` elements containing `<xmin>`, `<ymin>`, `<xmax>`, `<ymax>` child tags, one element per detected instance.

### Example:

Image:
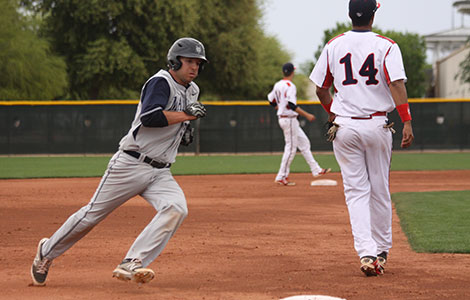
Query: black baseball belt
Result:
<box><xmin>123</xmin><ymin>150</ymin><xmax>171</xmax><ymax>169</ymax></box>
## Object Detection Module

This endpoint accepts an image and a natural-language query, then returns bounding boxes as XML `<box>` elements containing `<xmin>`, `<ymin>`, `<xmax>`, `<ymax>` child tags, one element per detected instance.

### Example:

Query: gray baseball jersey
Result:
<box><xmin>40</xmin><ymin>69</ymin><xmax>197</xmax><ymax>268</ymax></box>
<box><xmin>119</xmin><ymin>69</ymin><xmax>200</xmax><ymax>163</ymax></box>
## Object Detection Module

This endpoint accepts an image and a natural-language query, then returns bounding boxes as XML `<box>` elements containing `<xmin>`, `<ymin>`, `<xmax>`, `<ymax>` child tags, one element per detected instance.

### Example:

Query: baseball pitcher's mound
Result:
<box><xmin>280</xmin><ymin>295</ymin><xmax>346</xmax><ymax>300</ymax></box>
<box><xmin>310</xmin><ymin>179</ymin><xmax>338</xmax><ymax>186</ymax></box>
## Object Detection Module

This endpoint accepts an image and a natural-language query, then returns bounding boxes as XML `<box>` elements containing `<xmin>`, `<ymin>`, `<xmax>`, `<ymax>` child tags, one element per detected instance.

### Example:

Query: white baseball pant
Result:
<box><xmin>332</xmin><ymin>116</ymin><xmax>393</xmax><ymax>258</ymax></box>
<box><xmin>275</xmin><ymin>117</ymin><xmax>322</xmax><ymax>181</ymax></box>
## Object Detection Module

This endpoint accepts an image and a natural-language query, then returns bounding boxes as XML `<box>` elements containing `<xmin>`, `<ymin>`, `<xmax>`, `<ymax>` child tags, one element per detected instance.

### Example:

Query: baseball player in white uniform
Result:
<box><xmin>31</xmin><ymin>37</ymin><xmax>208</xmax><ymax>286</ymax></box>
<box><xmin>310</xmin><ymin>0</ymin><xmax>414</xmax><ymax>276</ymax></box>
<box><xmin>268</xmin><ymin>63</ymin><xmax>330</xmax><ymax>186</ymax></box>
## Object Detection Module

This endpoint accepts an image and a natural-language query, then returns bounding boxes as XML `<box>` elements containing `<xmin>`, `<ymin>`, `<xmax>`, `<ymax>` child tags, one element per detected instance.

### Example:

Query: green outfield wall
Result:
<box><xmin>0</xmin><ymin>99</ymin><xmax>469</xmax><ymax>155</ymax></box>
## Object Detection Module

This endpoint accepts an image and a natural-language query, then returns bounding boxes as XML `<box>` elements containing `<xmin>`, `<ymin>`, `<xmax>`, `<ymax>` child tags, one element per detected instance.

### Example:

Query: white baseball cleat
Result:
<box><xmin>275</xmin><ymin>178</ymin><xmax>296</xmax><ymax>186</ymax></box>
<box><xmin>112</xmin><ymin>258</ymin><xmax>155</xmax><ymax>284</ymax></box>
<box><xmin>314</xmin><ymin>168</ymin><xmax>331</xmax><ymax>177</ymax></box>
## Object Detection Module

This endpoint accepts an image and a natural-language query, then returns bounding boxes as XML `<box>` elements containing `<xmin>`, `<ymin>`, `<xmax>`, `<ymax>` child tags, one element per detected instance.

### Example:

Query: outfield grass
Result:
<box><xmin>0</xmin><ymin>152</ymin><xmax>469</xmax><ymax>179</ymax></box>
<box><xmin>392</xmin><ymin>190</ymin><xmax>470</xmax><ymax>253</ymax></box>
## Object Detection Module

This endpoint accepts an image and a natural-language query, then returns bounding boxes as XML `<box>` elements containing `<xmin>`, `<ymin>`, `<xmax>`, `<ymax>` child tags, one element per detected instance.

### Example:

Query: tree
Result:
<box><xmin>22</xmin><ymin>0</ymin><xmax>198</xmax><ymax>99</ymax></box>
<box><xmin>311</xmin><ymin>22</ymin><xmax>428</xmax><ymax>98</ymax></box>
<box><xmin>21</xmin><ymin>0</ymin><xmax>294</xmax><ymax>100</ymax></box>
<box><xmin>0</xmin><ymin>0</ymin><xmax>67</xmax><ymax>100</ymax></box>
<box><xmin>385</xmin><ymin>31</ymin><xmax>427</xmax><ymax>98</ymax></box>
<box><xmin>190</xmin><ymin>0</ymin><xmax>293</xmax><ymax>100</ymax></box>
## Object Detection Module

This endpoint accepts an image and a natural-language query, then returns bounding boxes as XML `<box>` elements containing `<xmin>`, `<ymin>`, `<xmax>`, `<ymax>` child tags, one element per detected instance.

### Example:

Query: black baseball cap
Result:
<box><xmin>282</xmin><ymin>62</ymin><xmax>295</xmax><ymax>76</ymax></box>
<box><xmin>349</xmin><ymin>0</ymin><xmax>380</xmax><ymax>20</ymax></box>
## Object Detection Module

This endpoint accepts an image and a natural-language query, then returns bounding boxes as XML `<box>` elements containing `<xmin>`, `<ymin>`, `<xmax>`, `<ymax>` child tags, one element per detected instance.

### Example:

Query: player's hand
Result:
<box><xmin>401</xmin><ymin>121</ymin><xmax>414</xmax><ymax>148</ymax></box>
<box><xmin>306</xmin><ymin>113</ymin><xmax>316</xmax><ymax>122</ymax></box>
<box><xmin>327</xmin><ymin>113</ymin><xmax>336</xmax><ymax>123</ymax></box>
<box><xmin>184</xmin><ymin>102</ymin><xmax>206</xmax><ymax>118</ymax></box>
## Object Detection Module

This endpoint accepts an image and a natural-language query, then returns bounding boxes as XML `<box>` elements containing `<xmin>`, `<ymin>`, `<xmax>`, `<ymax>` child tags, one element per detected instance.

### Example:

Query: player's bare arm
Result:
<box><xmin>295</xmin><ymin>106</ymin><xmax>316</xmax><ymax>122</ymax></box>
<box><xmin>389</xmin><ymin>79</ymin><xmax>414</xmax><ymax>148</ymax></box>
<box><xmin>315</xmin><ymin>86</ymin><xmax>336</xmax><ymax>122</ymax></box>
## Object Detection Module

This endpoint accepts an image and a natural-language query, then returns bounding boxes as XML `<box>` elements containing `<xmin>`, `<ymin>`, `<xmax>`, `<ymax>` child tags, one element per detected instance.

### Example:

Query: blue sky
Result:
<box><xmin>261</xmin><ymin>0</ymin><xmax>470</xmax><ymax>65</ymax></box>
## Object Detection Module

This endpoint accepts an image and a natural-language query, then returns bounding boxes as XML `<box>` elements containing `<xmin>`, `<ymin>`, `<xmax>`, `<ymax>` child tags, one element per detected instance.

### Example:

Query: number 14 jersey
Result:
<box><xmin>310</xmin><ymin>30</ymin><xmax>407</xmax><ymax>117</ymax></box>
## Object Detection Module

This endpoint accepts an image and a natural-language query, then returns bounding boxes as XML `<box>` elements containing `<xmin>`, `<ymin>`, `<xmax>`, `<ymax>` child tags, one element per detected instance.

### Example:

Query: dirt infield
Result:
<box><xmin>1</xmin><ymin>170</ymin><xmax>469</xmax><ymax>300</ymax></box>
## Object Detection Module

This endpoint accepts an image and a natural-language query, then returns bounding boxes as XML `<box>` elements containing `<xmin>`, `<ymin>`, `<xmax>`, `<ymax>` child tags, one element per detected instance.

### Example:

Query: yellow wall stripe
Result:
<box><xmin>1</xmin><ymin>98</ymin><xmax>469</xmax><ymax>106</ymax></box>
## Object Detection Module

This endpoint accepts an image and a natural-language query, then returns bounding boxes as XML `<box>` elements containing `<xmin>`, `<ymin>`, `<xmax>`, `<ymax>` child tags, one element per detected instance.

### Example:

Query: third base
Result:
<box><xmin>310</xmin><ymin>179</ymin><xmax>338</xmax><ymax>186</ymax></box>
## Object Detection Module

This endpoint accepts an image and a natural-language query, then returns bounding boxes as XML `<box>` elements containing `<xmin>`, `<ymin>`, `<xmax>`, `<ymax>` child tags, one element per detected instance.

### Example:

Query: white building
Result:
<box><xmin>435</xmin><ymin>45</ymin><xmax>470</xmax><ymax>98</ymax></box>
<box><xmin>425</xmin><ymin>27</ymin><xmax>470</xmax><ymax>64</ymax></box>
<box><xmin>425</xmin><ymin>1</ymin><xmax>470</xmax><ymax>98</ymax></box>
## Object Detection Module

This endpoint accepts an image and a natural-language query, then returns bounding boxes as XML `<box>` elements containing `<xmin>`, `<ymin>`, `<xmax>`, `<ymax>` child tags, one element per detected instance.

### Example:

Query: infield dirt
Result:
<box><xmin>1</xmin><ymin>170</ymin><xmax>469</xmax><ymax>300</ymax></box>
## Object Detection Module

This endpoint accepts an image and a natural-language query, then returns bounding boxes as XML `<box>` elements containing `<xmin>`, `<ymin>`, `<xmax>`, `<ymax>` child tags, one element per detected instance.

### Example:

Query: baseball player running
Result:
<box><xmin>310</xmin><ymin>0</ymin><xmax>414</xmax><ymax>276</ymax></box>
<box><xmin>268</xmin><ymin>62</ymin><xmax>330</xmax><ymax>186</ymax></box>
<box><xmin>31</xmin><ymin>37</ymin><xmax>208</xmax><ymax>286</ymax></box>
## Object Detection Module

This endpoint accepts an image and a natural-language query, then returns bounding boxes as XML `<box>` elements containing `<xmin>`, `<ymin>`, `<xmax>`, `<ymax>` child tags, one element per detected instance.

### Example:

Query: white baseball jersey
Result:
<box><xmin>310</xmin><ymin>30</ymin><xmax>408</xmax><ymax>260</ymax></box>
<box><xmin>267</xmin><ymin>79</ymin><xmax>323</xmax><ymax>181</ymax></box>
<box><xmin>119</xmin><ymin>69</ymin><xmax>199</xmax><ymax>163</ymax></box>
<box><xmin>310</xmin><ymin>30</ymin><xmax>407</xmax><ymax>117</ymax></box>
<box><xmin>267</xmin><ymin>79</ymin><xmax>298</xmax><ymax>117</ymax></box>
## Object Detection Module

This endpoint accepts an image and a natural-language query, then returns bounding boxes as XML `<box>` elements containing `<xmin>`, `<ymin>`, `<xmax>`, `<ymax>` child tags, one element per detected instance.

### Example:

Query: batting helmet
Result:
<box><xmin>167</xmin><ymin>37</ymin><xmax>208</xmax><ymax>72</ymax></box>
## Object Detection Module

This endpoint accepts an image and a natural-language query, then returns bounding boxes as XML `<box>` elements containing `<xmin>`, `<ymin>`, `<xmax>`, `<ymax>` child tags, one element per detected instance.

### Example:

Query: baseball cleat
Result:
<box><xmin>31</xmin><ymin>238</ymin><xmax>53</xmax><ymax>286</ymax></box>
<box><xmin>376</xmin><ymin>251</ymin><xmax>387</xmax><ymax>274</ymax></box>
<box><xmin>360</xmin><ymin>256</ymin><xmax>382</xmax><ymax>276</ymax></box>
<box><xmin>112</xmin><ymin>258</ymin><xmax>155</xmax><ymax>284</ymax></box>
<box><xmin>275</xmin><ymin>178</ymin><xmax>296</xmax><ymax>186</ymax></box>
<box><xmin>314</xmin><ymin>168</ymin><xmax>331</xmax><ymax>177</ymax></box>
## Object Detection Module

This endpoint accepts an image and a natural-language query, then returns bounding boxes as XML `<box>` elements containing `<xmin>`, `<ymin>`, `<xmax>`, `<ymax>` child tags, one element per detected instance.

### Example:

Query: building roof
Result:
<box><xmin>437</xmin><ymin>44</ymin><xmax>470</xmax><ymax>64</ymax></box>
<box><xmin>425</xmin><ymin>27</ymin><xmax>470</xmax><ymax>43</ymax></box>
<box><xmin>453</xmin><ymin>0</ymin><xmax>470</xmax><ymax>14</ymax></box>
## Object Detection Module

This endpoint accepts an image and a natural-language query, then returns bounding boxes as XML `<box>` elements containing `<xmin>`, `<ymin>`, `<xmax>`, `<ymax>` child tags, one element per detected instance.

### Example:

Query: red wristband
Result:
<box><xmin>321</xmin><ymin>100</ymin><xmax>332</xmax><ymax>114</ymax></box>
<box><xmin>396</xmin><ymin>103</ymin><xmax>412</xmax><ymax>122</ymax></box>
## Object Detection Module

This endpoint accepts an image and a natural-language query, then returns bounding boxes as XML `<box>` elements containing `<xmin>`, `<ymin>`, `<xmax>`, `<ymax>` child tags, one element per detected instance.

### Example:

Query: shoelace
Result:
<box><xmin>37</xmin><ymin>258</ymin><xmax>52</xmax><ymax>274</ymax></box>
<box><xmin>126</xmin><ymin>259</ymin><xmax>143</xmax><ymax>271</ymax></box>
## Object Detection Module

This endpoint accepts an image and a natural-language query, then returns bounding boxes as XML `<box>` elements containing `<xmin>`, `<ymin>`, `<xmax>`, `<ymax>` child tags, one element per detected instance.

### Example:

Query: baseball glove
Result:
<box><xmin>180</xmin><ymin>124</ymin><xmax>194</xmax><ymax>146</ymax></box>
<box><xmin>325</xmin><ymin>121</ymin><xmax>340</xmax><ymax>142</ymax></box>
<box><xmin>383</xmin><ymin>120</ymin><xmax>396</xmax><ymax>134</ymax></box>
<box><xmin>184</xmin><ymin>102</ymin><xmax>206</xmax><ymax>118</ymax></box>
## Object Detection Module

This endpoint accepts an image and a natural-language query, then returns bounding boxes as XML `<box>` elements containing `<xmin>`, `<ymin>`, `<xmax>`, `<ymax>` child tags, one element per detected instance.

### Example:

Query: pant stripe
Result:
<box><xmin>43</xmin><ymin>152</ymin><xmax>121</xmax><ymax>258</ymax></box>
<box><xmin>280</xmin><ymin>119</ymin><xmax>295</xmax><ymax>177</ymax></box>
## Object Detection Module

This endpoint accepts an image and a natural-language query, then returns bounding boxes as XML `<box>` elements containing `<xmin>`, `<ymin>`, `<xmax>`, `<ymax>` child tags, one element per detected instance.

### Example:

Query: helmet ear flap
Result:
<box><xmin>198</xmin><ymin>61</ymin><xmax>206</xmax><ymax>74</ymax></box>
<box><xmin>168</xmin><ymin>57</ymin><xmax>182</xmax><ymax>71</ymax></box>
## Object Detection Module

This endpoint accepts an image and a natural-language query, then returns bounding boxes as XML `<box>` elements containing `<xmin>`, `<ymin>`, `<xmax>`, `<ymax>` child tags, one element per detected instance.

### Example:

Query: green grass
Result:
<box><xmin>390</xmin><ymin>152</ymin><xmax>470</xmax><ymax>171</ymax></box>
<box><xmin>171</xmin><ymin>154</ymin><xmax>339</xmax><ymax>175</ymax></box>
<box><xmin>0</xmin><ymin>156</ymin><xmax>110</xmax><ymax>178</ymax></box>
<box><xmin>392</xmin><ymin>190</ymin><xmax>470</xmax><ymax>253</ymax></box>
<box><xmin>0</xmin><ymin>154</ymin><xmax>337</xmax><ymax>178</ymax></box>
<box><xmin>0</xmin><ymin>152</ymin><xmax>469</xmax><ymax>179</ymax></box>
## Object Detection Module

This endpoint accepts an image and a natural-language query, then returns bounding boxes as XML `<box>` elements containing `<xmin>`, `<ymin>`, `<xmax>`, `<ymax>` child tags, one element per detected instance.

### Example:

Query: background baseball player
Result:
<box><xmin>310</xmin><ymin>0</ymin><xmax>414</xmax><ymax>276</ymax></box>
<box><xmin>268</xmin><ymin>62</ymin><xmax>330</xmax><ymax>186</ymax></box>
<box><xmin>31</xmin><ymin>37</ymin><xmax>208</xmax><ymax>286</ymax></box>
